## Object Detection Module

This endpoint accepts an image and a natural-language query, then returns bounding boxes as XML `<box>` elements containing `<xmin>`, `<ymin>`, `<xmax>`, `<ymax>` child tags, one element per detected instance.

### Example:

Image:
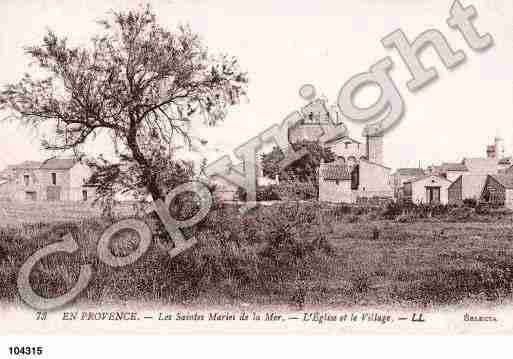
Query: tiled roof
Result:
<box><xmin>395</xmin><ymin>168</ymin><xmax>425</xmax><ymax>176</ymax></box>
<box><xmin>9</xmin><ymin>161</ymin><xmax>42</xmax><ymax>170</ymax></box>
<box><xmin>442</xmin><ymin>162</ymin><xmax>468</xmax><ymax>172</ymax></box>
<box><xmin>490</xmin><ymin>174</ymin><xmax>513</xmax><ymax>189</ymax></box>
<box><xmin>324</xmin><ymin>135</ymin><xmax>362</xmax><ymax>145</ymax></box>
<box><xmin>6</xmin><ymin>158</ymin><xmax>78</xmax><ymax>171</ymax></box>
<box><xmin>404</xmin><ymin>175</ymin><xmax>451</xmax><ymax>184</ymax></box>
<box><xmin>40</xmin><ymin>158</ymin><xmax>77</xmax><ymax>170</ymax></box>
<box><xmin>320</xmin><ymin>162</ymin><xmax>351</xmax><ymax>180</ymax></box>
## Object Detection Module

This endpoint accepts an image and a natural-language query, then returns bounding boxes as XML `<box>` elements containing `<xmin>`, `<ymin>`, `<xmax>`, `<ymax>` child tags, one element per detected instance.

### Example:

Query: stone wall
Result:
<box><xmin>357</xmin><ymin>160</ymin><xmax>393</xmax><ymax>197</ymax></box>
<box><xmin>318</xmin><ymin>178</ymin><xmax>352</xmax><ymax>203</ymax></box>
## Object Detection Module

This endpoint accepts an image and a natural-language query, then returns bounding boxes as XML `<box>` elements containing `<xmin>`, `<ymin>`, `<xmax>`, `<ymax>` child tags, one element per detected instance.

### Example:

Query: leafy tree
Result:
<box><xmin>261</xmin><ymin>140</ymin><xmax>335</xmax><ymax>183</ymax></box>
<box><xmin>0</xmin><ymin>5</ymin><xmax>248</xmax><ymax>202</ymax></box>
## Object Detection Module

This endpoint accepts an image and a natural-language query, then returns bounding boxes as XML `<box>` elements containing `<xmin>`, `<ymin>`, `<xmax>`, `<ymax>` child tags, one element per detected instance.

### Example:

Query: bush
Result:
<box><xmin>463</xmin><ymin>198</ymin><xmax>478</xmax><ymax>208</ymax></box>
<box><xmin>237</xmin><ymin>185</ymin><xmax>281</xmax><ymax>202</ymax></box>
<box><xmin>331</xmin><ymin>204</ymin><xmax>352</xmax><ymax>218</ymax></box>
<box><xmin>446</xmin><ymin>206</ymin><xmax>474</xmax><ymax>222</ymax></box>
<box><xmin>382</xmin><ymin>202</ymin><xmax>466</xmax><ymax>220</ymax></box>
<box><xmin>395</xmin><ymin>213</ymin><xmax>416</xmax><ymax>223</ymax></box>
<box><xmin>476</xmin><ymin>203</ymin><xmax>491</xmax><ymax>215</ymax></box>
<box><xmin>275</xmin><ymin>181</ymin><xmax>317</xmax><ymax>201</ymax></box>
<box><xmin>0</xmin><ymin>202</ymin><xmax>338</xmax><ymax>306</ymax></box>
<box><xmin>382</xmin><ymin>201</ymin><xmax>416</xmax><ymax>219</ymax></box>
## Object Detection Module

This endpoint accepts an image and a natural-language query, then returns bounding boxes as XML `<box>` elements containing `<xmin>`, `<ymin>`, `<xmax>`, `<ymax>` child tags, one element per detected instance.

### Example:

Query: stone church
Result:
<box><xmin>210</xmin><ymin>96</ymin><xmax>393</xmax><ymax>203</ymax></box>
<box><xmin>288</xmin><ymin>99</ymin><xmax>393</xmax><ymax>203</ymax></box>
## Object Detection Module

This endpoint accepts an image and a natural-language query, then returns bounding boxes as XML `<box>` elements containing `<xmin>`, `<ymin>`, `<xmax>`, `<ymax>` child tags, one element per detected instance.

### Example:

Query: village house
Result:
<box><xmin>480</xmin><ymin>174</ymin><xmax>513</xmax><ymax>210</ymax></box>
<box><xmin>316</xmin><ymin>125</ymin><xmax>393</xmax><ymax>202</ymax></box>
<box><xmin>425</xmin><ymin>162</ymin><xmax>469</xmax><ymax>181</ymax></box>
<box><xmin>403</xmin><ymin>175</ymin><xmax>452</xmax><ymax>205</ymax></box>
<box><xmin>0</xmin><ymin>158</ymin><xmax>96</xmax><ymax>202</ymax></box>
<box><xmin>391</xmin><ymin>168</ymin><xmax>425</xmax><ymax>200</ymax></box>
<box><xmin>448</xmin><ymin>174</ymin><xmax>487</xmax><ymax>205</ymax></box>
<box><xmin>318</xmin><ymin>159</ymin><xmax>353</xmax><ymax>203</ymax></box>
<box><xmin>209</xmin><ymin>160</ymin><xmax>279</xmax><ymax>202</ymax></box>
<box><xmin>415</xmin><ymin>140</ymin><xmax>506</xmax><ymax>206</ymax></box>
<box><xmin>318</xmin><ymin>157</ymin><xmax>393</xmax><ymax>204</ymax></box>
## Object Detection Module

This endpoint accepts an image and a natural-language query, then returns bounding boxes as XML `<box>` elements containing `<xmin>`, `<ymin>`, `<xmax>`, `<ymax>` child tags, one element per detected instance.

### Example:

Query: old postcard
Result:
<box><xmin>0</xmin><ymin>0</ymin><xmax>512</xmax><ymax>347</ymax></box>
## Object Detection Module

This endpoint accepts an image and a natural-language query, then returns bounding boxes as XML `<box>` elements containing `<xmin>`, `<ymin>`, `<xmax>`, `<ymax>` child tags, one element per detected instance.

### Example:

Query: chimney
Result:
<box><xmin>366</xmin><ymin>134</ymin><xmax>384</xmax><ymax>165</ymax></box>
<box><xmin>494</xmin><ymin>136</ymin><xmax>505</xmax><ymax>160</ymax></box>
<box><xmin>487</xmin><ymin>145</ymin><xmax>496</xmax><ymax>159</ymax></box>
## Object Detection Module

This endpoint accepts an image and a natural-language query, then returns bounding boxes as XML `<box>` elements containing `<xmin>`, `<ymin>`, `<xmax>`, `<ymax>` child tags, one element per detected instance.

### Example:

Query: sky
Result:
<box><xmin>0</xmin><ymin>0</ymin><xmax>511</xmax><ymax>171</ymax></box>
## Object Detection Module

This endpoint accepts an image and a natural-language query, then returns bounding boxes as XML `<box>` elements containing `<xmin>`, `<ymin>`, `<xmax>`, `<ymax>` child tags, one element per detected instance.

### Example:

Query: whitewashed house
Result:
<box><xmin>0</xmin><ymin>158</ymin><xmax>96</xmax><ymax>202</ymax></box>
<box><xmin>403</xmin><ymin>175</ymin><xmax>452</xmax><ymax>205</ymax></box>
<box><xmin>318</xmin><ymin>158</ymin><xmax>393</xmax><ymax>204</ymax></box>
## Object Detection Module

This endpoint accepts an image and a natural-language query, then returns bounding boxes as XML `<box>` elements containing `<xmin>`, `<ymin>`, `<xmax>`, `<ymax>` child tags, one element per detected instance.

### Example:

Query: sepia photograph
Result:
<box><xmin>0</xmin><ymin>0</ymin><xmax>512</xmax><ymax>349</ymax></box>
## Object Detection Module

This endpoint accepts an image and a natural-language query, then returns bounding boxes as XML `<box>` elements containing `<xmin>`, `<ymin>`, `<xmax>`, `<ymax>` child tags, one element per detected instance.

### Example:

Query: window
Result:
<box><xmin>82</xmin><ymin>190</ymin><xmax>88</xmax><ymax>201</ymax></box>
<box><xmin>51</xmin><ymin>173</ymin><xmax>57</xmax><ymax>185</ymax></box>
<box><xmin>23</xmin><ymin>175</ymin><xmax>29</xmax><ymax>186</ymax></box>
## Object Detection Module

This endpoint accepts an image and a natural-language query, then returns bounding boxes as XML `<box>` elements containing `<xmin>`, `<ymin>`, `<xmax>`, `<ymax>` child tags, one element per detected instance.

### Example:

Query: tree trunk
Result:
<box><xmin>126</xmin><ymin>120</ymin><xmax>162</xmax><ymax>201</ymax></box>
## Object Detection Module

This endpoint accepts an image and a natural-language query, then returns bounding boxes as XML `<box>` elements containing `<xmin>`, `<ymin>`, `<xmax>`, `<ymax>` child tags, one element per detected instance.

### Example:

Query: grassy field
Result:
<box><xmin>1</xmin><ymin>201</ymin><xmax>513</xmax><ymax>308</ymax></box>
<box><xmin>0</xmin><ymin>201</ymin><xmax>137</xmax><ymax>225</ymax></box>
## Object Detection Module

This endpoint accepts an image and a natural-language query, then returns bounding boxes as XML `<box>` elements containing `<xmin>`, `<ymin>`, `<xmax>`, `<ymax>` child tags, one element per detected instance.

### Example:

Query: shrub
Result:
<box><xmin>463</xmin><ymin>198</ymin><xmax>478</xmax><ymax>208</ymax></box>
<box><xmin>476</xmin><ymin>203</ymin><xmax>491</xmax><ymax>215</ymax></box>
<box><xmin>395</xmin><ymin>213</ymin><xmax>416</xmax><ymax>223</ymax></box>
<box><xmin>331</xmin><ymin>204</ymin><xmax>352</xmax><ymax>218</ymax></box>
<box><xmin>237</xmin><ymin>185</ymin><xmax>281</xmax><ymax>202</ymax></box>
<box><xmin>258</xmin><ymin>185</ymin><xmax>281</xmax><ymax>201</ymax></box>
<box><xmin>382</xmin><ymin>201</ymin><xmax>416</xmax><ymax>219</ymax></box>
<box><xmin>447</xmin><ymin>206</ymin><xmax>474</xmax><ymax>222</ymax></box>
<box><xmin>275</xmin><ymin>181</ymin><xmax>317</xmax><ymax>201</ymax></box>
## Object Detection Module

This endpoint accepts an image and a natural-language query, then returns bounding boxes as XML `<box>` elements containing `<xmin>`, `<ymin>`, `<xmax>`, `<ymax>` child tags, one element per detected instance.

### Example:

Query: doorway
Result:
<box><xmin>426</xmin><ymin>187</ymin><xmax>441</xmax><ymax>204</ymax></box>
